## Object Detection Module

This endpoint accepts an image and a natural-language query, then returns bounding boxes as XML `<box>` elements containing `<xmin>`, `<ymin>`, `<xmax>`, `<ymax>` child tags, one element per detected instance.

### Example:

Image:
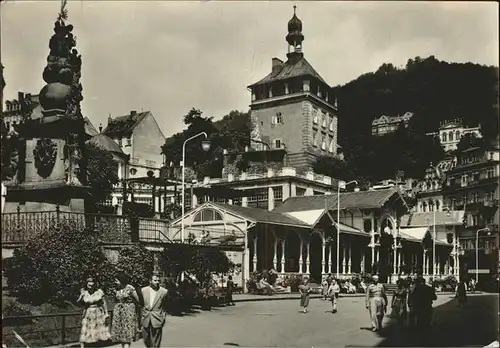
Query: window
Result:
<box><xmin>461</xmin><ymin>175</ymin><xmax>467</xmax><ymax>187</ymax></box>
<box><xmin>489</xmin><ymin>152</ymin><xmax>494</xmax><ymax>160</ymax></box>
<box><xmin>118</xmin><ymin>138</ymin><xmax>123</xmax><ymax>147</ymax></box>
<box><xmin>321</xmin><ymin>135</ymin><xmax>326</xmax><ymax>150</ymax></box>
<box><xmin>193</xmin><ymin>209</ymin><xmax>223</xmax><ymax>222</ymax></box>
<box><xmin>329</xmin><ymin>117</ymin><xmax>334</xmax><ymax>131</ymax></box>
<box><xmin>313</xmin><ymin>133</ymin><xmax>318</xmax><ymax>147</ymax></box>
<box><xmin>322</xmin><ymin>112</ymin><xmax>327</xmax><ymax>127</ymax></box>
<box><xmin>296</xmin><ymin>187</ymin><xmax>306</xmax><ymax>196</ymax></box>
<box><xmin>448</xmin><ymin>131</ymin><xmax>453</xmax><ymax>141</ymax></box>
<box><xmin>275</xmin><ymin>139</ymin><xmax>282</xmax><ymax>149</ymax></box>
<box><xmin>247</xmin><ymin>188</ymin><xmax>268</xmax><ymax>208</ymax></box>
<box><xmin>487</xmin><ymin>168</ymin><xmax>495</xmax><ymax>178</ymax></box>
<box><xmin>328</xmin><ymin>140</ymin><xmax>335</xmax><ymax>153</ymax></box>
<box><xmin>455</xmin><ymin>130</ymin><xmax>460</xmax><ymax>140</ymax></box>
<box><xmin>126</xmin><ymin>137</ymin><xmax>132</xmax><ymax>146</ymax></box>
<box><xmin>442</xmin><ymin>133</ymin><xmax>447</xmax><ymax>142</ymax></box>
<box><xmin>273</xmin><ymin>186</ymin><xmax>283</xmax><ymax>208</ymax></box>
<box><xmin>472</xmin><ymin>193</ymin><xmax>479</xmax><ymax>202</ymax></box>
<box><xmin>312</xmin><ymin>109</ymin><xmax>318</xmax><ymax>124</ymax></box>
<box><xmin>318</xmin><ymin>110</ymin><xmax>323</xmax><ymax>126</ymax></box>
<box><xmin>276</xmin><ymin>112</ymin><xmax>283</xmax><ymax>124</ymax></box>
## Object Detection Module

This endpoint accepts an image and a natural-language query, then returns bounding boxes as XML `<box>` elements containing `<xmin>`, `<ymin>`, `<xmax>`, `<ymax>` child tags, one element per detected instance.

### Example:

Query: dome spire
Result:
<box><xmin>286</xmin><ymin>5</ymin><xmax>304</xmax><ymax>62</ymax></box>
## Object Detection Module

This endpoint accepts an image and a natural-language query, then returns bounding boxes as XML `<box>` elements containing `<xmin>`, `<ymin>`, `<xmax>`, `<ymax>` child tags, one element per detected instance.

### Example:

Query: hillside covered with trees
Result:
<box><xmin>162</xmin><ymin>56</ymin><xmax>499</xmax><ymax>182</ymax></box>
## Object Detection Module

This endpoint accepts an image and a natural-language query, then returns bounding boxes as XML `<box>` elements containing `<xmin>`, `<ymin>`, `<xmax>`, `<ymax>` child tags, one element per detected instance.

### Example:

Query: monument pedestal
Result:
<box><xmin>4</xmin><ymin>115</ymin><xmax>89</xmax><ymax>214</ymax></box>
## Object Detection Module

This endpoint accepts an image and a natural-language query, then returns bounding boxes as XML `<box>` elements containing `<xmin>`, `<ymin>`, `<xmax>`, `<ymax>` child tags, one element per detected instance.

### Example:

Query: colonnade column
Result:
<box><xmin>281</xmin><ymin>239</ymin><xmax>286</xmax><ymax>273</ymax></box>
<box><xmin>322</xmin><ymin>239</ymin><xmax>327</xmax><ymax>274</ymax></box>
<box><xmin>342</xmin><ymin>244</ymin><xmax>346</xmax><ymax>275</ymax></box>
<box><xmin>423</xmin><ymin>250</ymin><xmax>428</xmax><ymax>276</ymax></box>
<box><xmin>299</xmin><ymin>239</ymin><xmax>304</xmax><ymax>274</ymax></box>
<box><xmin>273</xmin><ymin>238</ymin><xmax>278</xmax><ymax>269</ymax></box>
<box><xmin>306</xmin><ymin>242</ymin><xmax>310</xmax><ymax>274</ymax></box>
<box><xmin>361</xmin><ymin>248</ymin><xmax>365</xmax><ymax>273</ymax></box>
<box><xmin>347</xmin><ymin>241</ymin><xmax>352</xmax><ymax>274</ymax></box>
<box><xmin>328</xmin><ymin>243</ymin><xmax>333</xmax><ymax>274</ymax></box>
<box><xmin>397</xmin><ymin>249</ymin><xmax>402</xmax><ymax>274</ymax></box>
<box><xmin>253</xmin><ymin>236</ymin><xmax>258</xmax><ymax>271</ymax></box>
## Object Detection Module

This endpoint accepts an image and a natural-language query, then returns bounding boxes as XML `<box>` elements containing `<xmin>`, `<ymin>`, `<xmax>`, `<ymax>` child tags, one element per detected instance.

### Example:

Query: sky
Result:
<box><xmin>1</xmin><ymin>1</ymin><xmax>498</xmax><ymax>138</ymax></box>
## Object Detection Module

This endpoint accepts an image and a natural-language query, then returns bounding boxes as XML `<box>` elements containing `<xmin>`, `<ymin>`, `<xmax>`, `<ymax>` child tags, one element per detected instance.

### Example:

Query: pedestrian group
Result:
<box><xmin>77</xmin><ymin>273</ymin><xmax>168</xmax><ymax>348</ymax></box>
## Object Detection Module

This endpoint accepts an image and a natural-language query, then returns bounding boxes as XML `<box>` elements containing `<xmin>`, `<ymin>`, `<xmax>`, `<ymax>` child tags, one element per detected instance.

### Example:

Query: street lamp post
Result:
<box><xmin>336</xmin><ymin>180</ymin><xmax>358</xmax><ymax>279</ymax></box>
<box><xmin>476</xmin><ymin>227</ymin><xmax>491</xmax><ymax>284</ymax></box>
<box><xmin>181</xmin><ymin>132</ymin><xmax>211</xmax><ymax>246</ymax></box>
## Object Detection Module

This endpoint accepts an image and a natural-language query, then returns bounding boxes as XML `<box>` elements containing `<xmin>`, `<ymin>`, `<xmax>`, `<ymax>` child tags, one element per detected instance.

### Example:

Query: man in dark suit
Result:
<box><xmin>141</xmin><ymin>274</ymin><xmax>168</xmax><ymax>348</ymax></box>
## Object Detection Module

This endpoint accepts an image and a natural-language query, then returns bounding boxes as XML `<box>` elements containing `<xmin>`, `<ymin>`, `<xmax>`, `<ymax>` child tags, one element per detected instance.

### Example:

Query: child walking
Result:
<box><xmin>327</xmin><ymin>279</ymin><xmax>340</xmax><ymax>313</ymax></box>
<box><xmin>299</xmin><ymin>277</ymin><xmax>312</xmax><ymax>313</ymax></box>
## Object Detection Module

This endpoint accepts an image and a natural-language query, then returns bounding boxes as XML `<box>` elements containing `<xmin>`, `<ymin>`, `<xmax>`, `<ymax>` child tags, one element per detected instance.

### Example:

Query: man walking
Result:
<box><xmin>141</xmin><ymin>274</ymin><xmax>168</xmax><ymax>348</ymax></box>
<box><xmin>411</xmin><ymin>277</ymin><xmax>437</xmax><ymax>333</ymax></box>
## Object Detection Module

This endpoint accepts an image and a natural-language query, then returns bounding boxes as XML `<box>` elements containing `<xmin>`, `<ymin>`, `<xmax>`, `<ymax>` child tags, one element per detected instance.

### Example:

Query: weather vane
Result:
<box><xmin>58</xmin><ymin>0</ymin><xmax>68</xmax><ymax>21</ymax></box>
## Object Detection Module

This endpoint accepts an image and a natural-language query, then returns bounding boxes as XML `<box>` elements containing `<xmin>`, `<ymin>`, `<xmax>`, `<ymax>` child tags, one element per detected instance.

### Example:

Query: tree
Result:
<box><xmin>161</xmin><ymin>245</ymin><xmax>234</xmax><ymax>284</ymax></box>
<box><xmin>4</xmin><ymin>221</ymin><xmax>115</xmax><ymax>305</ymax></box>
<box><xmin>313</xmin><ymin>156</ymin><xmax>354</xmax><ymax>181</ymax></box>
<box><xmin>115</xmin><ymin>245</ymin><xmax>155</xmax><ymax>288</ymax></box>
<box><xmin>84</xmin><ymin>142</ymin><xmax>119</xmax><ymax>203</ymax></box>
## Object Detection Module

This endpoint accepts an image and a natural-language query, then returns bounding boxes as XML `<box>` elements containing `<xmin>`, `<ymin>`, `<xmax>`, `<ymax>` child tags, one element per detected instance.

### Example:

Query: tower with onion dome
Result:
<box><xmin>3</xmin><ymin>2</ymin><xmax>89</xmax><ymax>213</ymax></box>
<box><xmin>248</xmin><ymin>6</ymin><xmax>339</xmax><ymax>170</ymax></box>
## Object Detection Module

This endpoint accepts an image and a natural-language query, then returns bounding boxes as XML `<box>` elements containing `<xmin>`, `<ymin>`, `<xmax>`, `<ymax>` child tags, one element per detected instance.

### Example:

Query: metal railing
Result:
<box><xmin>2</xmin><ymin>310</ymin><xmax>115</xmax><ymax>347</ymax></box>
<box><xmin>1</xmin><ymin>207</ymin><xmax>132</xmax><ymax>245</ymax></box>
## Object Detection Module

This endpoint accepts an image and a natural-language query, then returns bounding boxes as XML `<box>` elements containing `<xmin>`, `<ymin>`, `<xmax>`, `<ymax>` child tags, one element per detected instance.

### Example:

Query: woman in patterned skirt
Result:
<box><xmin>111</xmin><ymin>272</ymin><xmax>140</xmax><ymax>348</ymax></box>
<box><xmin>77</xmin><ymin>277</ymin><xmax>111</xmax><ymax>347</ymax></box>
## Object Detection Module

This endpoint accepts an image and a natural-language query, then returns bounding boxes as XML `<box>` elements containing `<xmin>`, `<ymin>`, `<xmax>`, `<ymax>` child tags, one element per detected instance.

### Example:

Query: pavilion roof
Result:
<box><xmin>274</xmin><ymin>188</ymin><xmax>402</xmax><ymax>213</ymax></box>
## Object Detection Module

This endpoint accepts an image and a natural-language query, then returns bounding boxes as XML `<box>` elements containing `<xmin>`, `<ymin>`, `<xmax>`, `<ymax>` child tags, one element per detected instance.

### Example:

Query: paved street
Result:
<box><xmin>128</xmin><ymin>293</ymin><xmax>498</xmax><ymax>347</ymax></box>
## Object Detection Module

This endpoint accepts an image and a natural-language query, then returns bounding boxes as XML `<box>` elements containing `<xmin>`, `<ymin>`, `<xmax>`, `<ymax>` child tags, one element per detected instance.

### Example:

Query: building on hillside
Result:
<box><xmin>427</xmin><ymin>118</ymin><xmax>482</xmax><ymax>152</ymax></box>
<box><xmin>247</xmin><ymin>6</ymin><xmax>340</xmax><ymax>169</ymax></box>
<box><xmin>371</xmin><ymin>112</ymin><xmax>413</xmax><ymax>137</ymax></box>
<box><xmin>169</xmin><ymin>187</ymin><xmax>458</xmax><ymax>287</ymax></box>
<box><xmin>2</xmin><ymin>92</ymin><xmax>98</xmax><ymax>138</ymax></box>
<box><xmin>414</xmin><ymin>157</ymin><xmax>456</xmax><ymax>213</ymax></box>
<box><xmin>441</xmin><ymin>144</ymin><xmax>499</xmax><ymax>282</ymax></box>
<box><xmin>102</xmin><ymin>110</ymin><xmax>166</xmax><ymax>180</ymax></box>
<box><xmin>102</xmin><ymin>110</ymin><xmax>166</xmax><ymax>208</ymax></box>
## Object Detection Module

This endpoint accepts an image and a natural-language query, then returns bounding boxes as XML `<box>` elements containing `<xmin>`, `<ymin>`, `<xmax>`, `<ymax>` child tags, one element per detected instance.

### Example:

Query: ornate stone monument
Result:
<box><xmin>3</xmin><ymin>4</ymin><xmax>88</xmax><ymax>213</ymax></box>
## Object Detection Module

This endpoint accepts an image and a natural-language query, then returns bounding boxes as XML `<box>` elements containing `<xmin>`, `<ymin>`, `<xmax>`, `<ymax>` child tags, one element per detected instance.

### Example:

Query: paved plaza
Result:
<box><xmin>125</xmin><ymin>293</ymin><xmax>497</xmax><ymax>347</ymax></box>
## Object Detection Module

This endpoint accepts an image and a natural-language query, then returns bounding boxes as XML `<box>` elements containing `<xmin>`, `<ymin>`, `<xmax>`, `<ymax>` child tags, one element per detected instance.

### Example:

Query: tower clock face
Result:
<box><xmin>130</xmin><ymin>168</ymin><xmax>137</xmax><ymax>175</ymax></box>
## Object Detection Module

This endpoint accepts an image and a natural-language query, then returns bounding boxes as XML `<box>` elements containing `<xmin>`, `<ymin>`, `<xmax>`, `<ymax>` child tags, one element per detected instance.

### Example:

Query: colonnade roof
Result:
<box><xmin>170</xmin><ymin>202</ymin><xmax>368</xmax><ymax>236</ymax></box>
<box><xmin>274</xmin><ymin>188</ymin><xmax>402</xmax><ymax>213</ymax></box>
<box><xmin>400</xmin><ymin>211</ymin><xmax>465</xmax><ymax>227</ymax></box>
<box><xmin>399</xmin><ymin>226</ymin><xmax>450</xmax><ymax>246</ymax></box>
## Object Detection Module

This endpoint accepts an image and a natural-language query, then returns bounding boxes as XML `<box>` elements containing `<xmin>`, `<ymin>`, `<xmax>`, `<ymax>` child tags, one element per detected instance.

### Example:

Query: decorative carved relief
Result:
<box><xmin>33</xmin><ymin>138</ymin><xmax>57</xmax><ymax>178</ymax></box>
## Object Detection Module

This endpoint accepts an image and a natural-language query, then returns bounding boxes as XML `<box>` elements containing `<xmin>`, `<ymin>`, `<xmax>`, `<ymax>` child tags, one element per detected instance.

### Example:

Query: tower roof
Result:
<box><xmin>86</xmin><ymin>133</ymin><xmax>124</xmax><ymax>154</ymax></box>
<box><xmin>287</xmin><ymin>5</ymin><xmax>302</xmax><ymax>32</ymax></box>
<box><xmin>248</xmin><ymin>56</ymin><xmax>327</xmax><ymax>88</ymax></box>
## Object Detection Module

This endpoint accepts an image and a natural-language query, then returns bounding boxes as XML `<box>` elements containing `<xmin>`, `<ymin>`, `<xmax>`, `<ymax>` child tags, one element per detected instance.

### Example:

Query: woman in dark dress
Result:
<box><xmin>456</xmin><ymin>279</ymin><xmax>467</xmax><ymax>307</ymax></box>
<box><xmin>299</xmin><ymin>277</ymin><xmax>312</xmax><ymax>313</ymax></box>
<box><xmin>391</xmin><ymin>280</ymin><xmax>408</xmax><ymax>325</ymax></box>
<box><xmin>111</xmin><ymin>272</ymin><xmax>140</xmax><ymax>348</ymax></box>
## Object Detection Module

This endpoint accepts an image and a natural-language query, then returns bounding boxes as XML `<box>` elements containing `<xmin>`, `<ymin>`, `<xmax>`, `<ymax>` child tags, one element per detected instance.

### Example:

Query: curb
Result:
<box><xmin>233</xmin><ymin>291</ymin><xmax>461</xmax><ymax>303</ymax></box>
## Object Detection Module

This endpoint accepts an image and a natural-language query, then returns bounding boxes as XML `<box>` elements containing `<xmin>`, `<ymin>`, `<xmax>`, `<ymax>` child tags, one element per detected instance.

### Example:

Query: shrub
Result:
<box><xmin>114</xmin><ymin>244</ymin><xmax>155</xmax><ymax>289</ymax></box>
<box><xmin>246</xmin><ymin>272</ymin><xmax>261</xmax><ymax>293</ymax></box>
<box><xmin>3</xmin><ymin>221</ymin><xmax>115</xmax><ymax>305</ymax></box>
<box><xmin>282</xmin><ymin>274</ymin><xmax>302</xmax><ymax>292</ymax></box>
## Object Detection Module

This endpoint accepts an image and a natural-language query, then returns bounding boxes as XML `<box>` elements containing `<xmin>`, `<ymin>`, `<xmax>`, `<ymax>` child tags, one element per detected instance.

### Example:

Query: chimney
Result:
<box><xmin>130</xmin><ymin>110</ymin><xmax>137</xmax><ymax>115</ymax></box>
<box><xmin>108</xmin><ymin>113</ymin><xmax>112</xmax><ymax>124</ymax></box>
<box><xmin>98</xmin><ymin>123</ymin><xmax>103</xmax><ymax>133</ymax></box>
<box><xmin>272</xmin><ymin>58</ymin><xmax>284</xmax><ymax>73</ymax></box>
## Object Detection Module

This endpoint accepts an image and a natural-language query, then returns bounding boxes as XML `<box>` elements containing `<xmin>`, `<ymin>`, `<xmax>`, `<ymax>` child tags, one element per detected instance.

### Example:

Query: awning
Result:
<box><xmin>284</xmin><ymin>209</ymin><xmax>325</xmax><ymax>226</ymax></box>
<box><xmin>334</xmin><ymin>221</ymin><xmax>369</xmax><ymax>237</ymax></box>
<box><xmin>399</xmin><ymin>227</ymin><xmax>452</xmax><ymax>246</ymax></box>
